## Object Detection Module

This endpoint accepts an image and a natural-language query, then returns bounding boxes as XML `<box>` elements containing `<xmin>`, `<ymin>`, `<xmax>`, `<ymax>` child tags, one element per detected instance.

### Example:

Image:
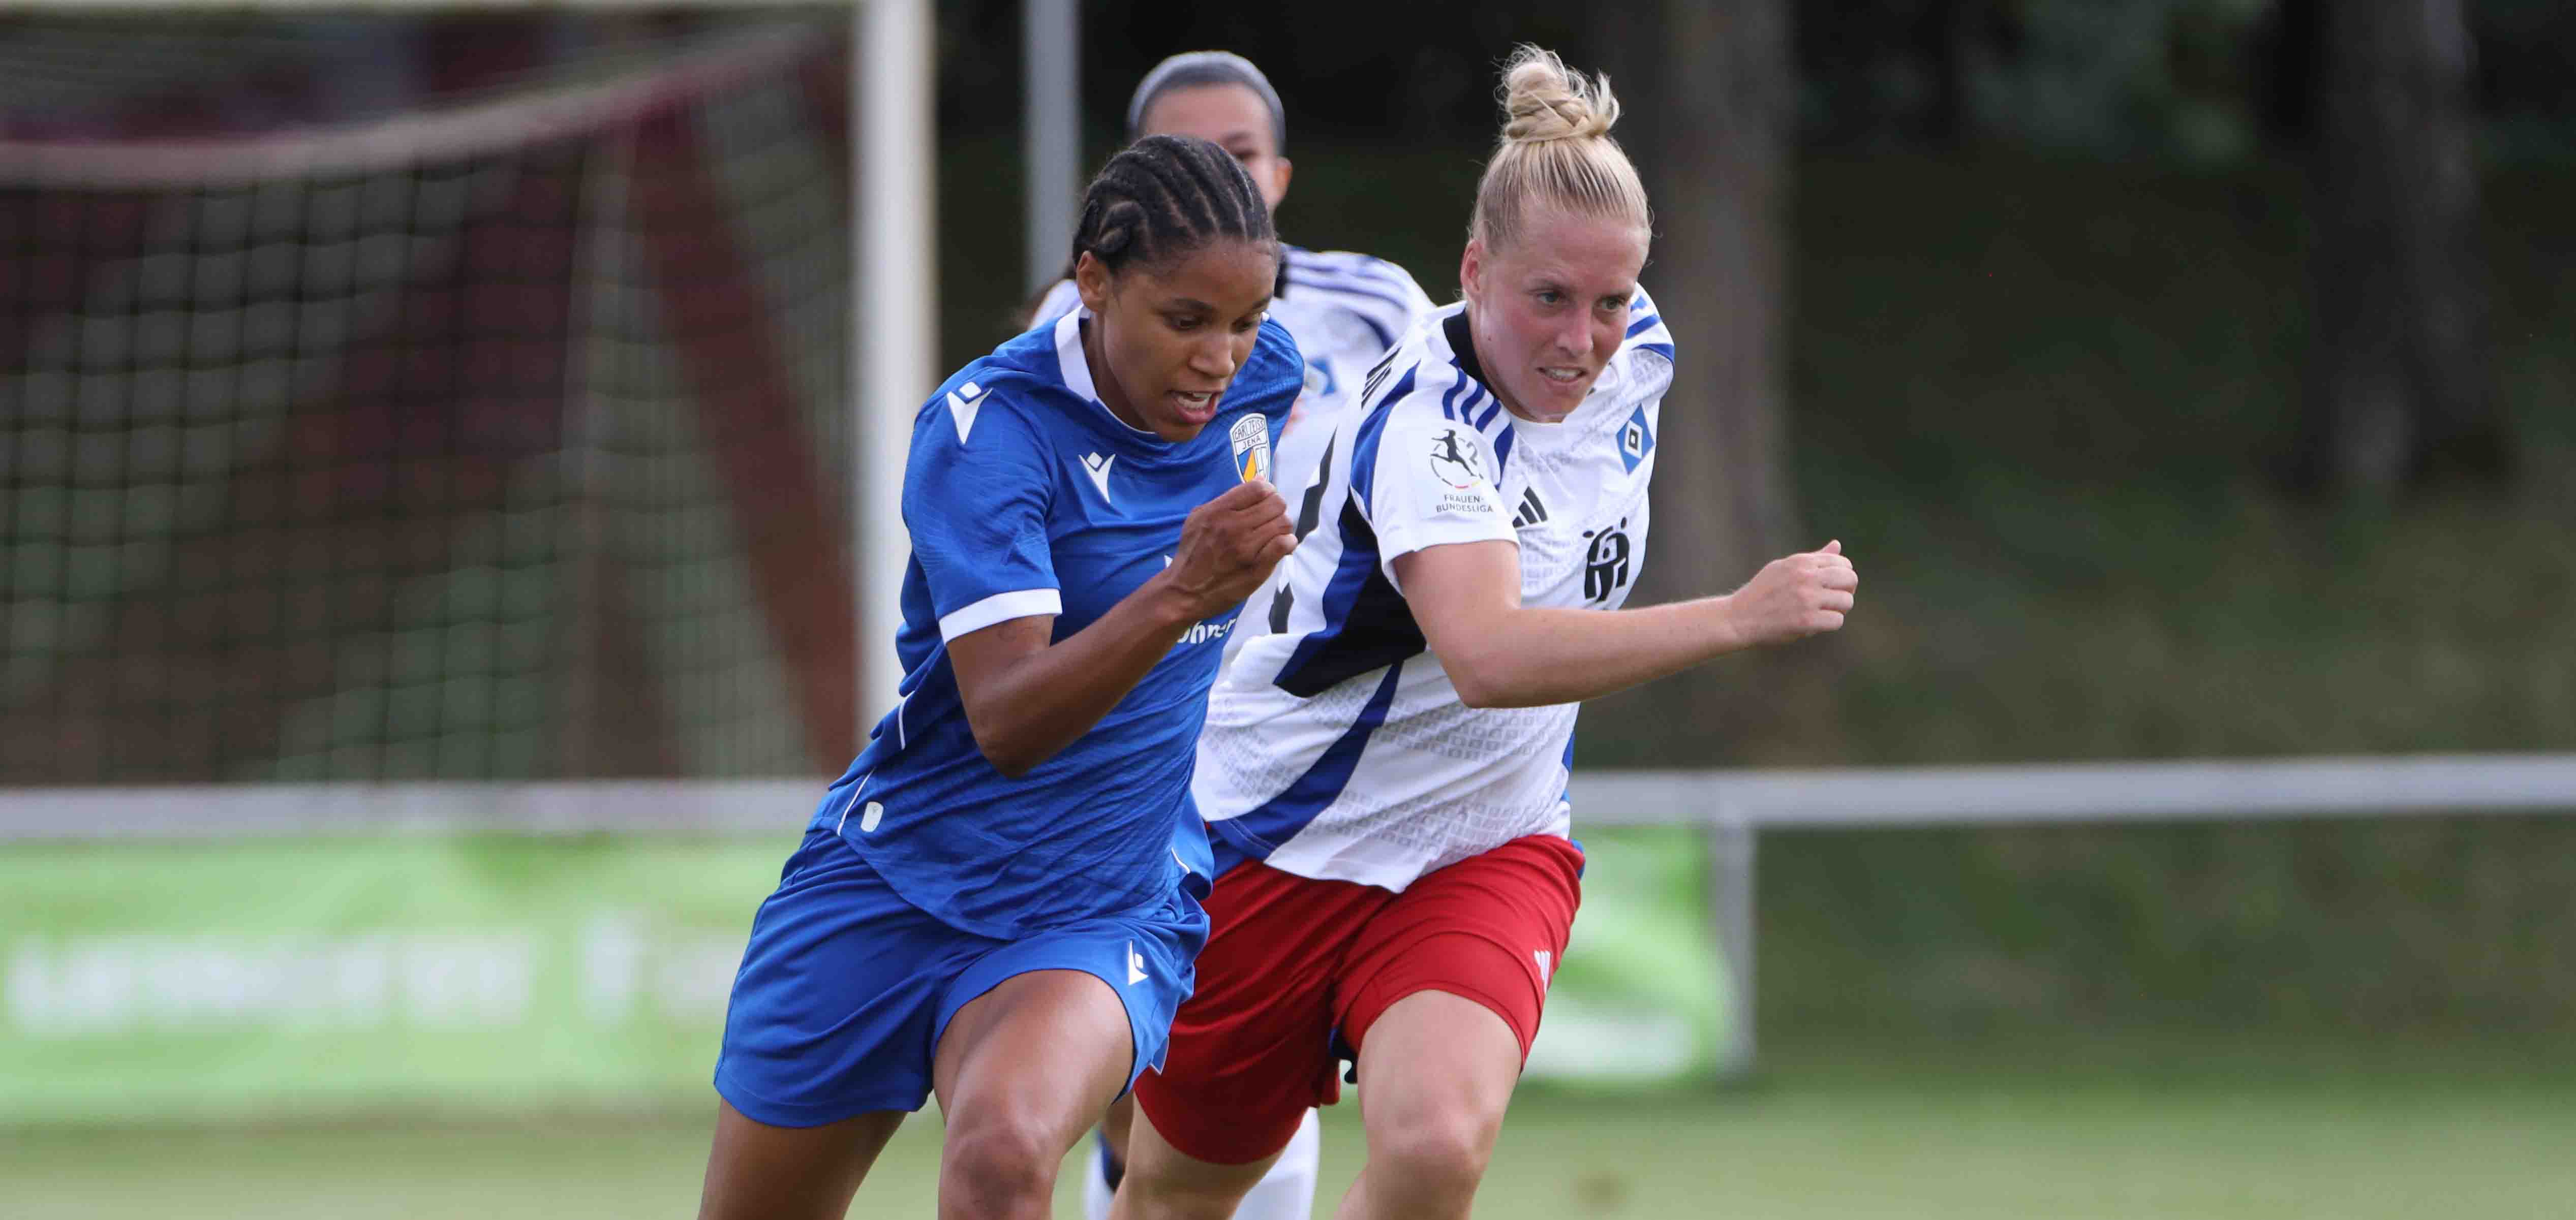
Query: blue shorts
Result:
<box><xmin>713</xmin><ymin>829</ymin><xmax>1207</xmax><ymax>1127</ymax></box>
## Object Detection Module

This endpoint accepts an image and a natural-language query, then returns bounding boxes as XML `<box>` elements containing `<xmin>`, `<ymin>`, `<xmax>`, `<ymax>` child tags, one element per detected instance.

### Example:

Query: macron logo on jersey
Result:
<box><xmin>1534</xmin><ymin>949</ymin><xmax>1554</xmax><ymax>986</ymax></box>
<box><xmin>838</xmin><ymin>796</ymin><xmax>884</xmax><ymax>834</ymax></box>
<box><xmin>1127</xmin><ymin>942</ymin><xmax>1149</xmax><ymax>985</ymax></box>
<box><xmin>946</xmin><ymin>382</ymin><xmax>987</xmax><ymax>443</ymax></box>
<box><xmin>1081</xmin><ymin>452</ymin><xmax>1116</xmax><ymax>504</ymax></box>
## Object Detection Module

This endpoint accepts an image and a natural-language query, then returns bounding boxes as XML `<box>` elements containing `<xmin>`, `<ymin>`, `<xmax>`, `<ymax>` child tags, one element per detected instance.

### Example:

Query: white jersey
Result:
<box><xmin>1193</xmin><ymin>293</ymin><xmax>1675</xmax><ymax>891</ymax></box>
<box><xmin>1034</xmin><ymin>244</ymin><xmax>1433</xmax><ymax>502</ymax></box>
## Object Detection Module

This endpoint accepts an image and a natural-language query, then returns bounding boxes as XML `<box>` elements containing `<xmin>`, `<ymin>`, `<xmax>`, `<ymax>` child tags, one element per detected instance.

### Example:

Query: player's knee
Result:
<box><xmin>1370</xmin><ymin>1109</ymin><xmax>1499</xmax><ymax>1199</ymax></box>
<box><xmin>939</xmin><ymin>1116</ymin><xmax>1058</xmax><ymax>1209</ymax></box>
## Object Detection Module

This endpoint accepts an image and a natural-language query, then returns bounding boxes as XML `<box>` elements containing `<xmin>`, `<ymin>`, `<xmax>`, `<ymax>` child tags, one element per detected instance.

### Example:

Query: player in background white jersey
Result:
<box><xmin>1036</xmin><ymin>51</ymin><xmax>1437</xmax><ymax>512</ymax></box>
<box><xmin>1041</xmin><ymin>50</ymin><xmax>1431</xmax><ymax>1220</ymax></box>
<box><xmin>1111</xmin><ymin>47</ymin><xmax>1859</xmax><ymax>1220</ymax></box>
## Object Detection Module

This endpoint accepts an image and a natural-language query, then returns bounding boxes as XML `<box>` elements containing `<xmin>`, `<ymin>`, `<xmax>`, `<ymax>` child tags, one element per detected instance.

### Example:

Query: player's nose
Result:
<box><xmin>1555</xmin><ymin>316</ymin><xmax>1593</xmax><ymax>359</ymax></box>
<box><xmin>1189</xmin><ymin>333</ymin><xmax>1237</xmax><ymax>379</ymax></box>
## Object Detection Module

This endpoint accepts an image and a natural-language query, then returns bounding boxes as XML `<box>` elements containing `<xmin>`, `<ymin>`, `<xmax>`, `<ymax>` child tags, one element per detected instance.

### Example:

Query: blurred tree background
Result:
<box><xmin>927</xmin><ymin>0</ymin><xmax>2576</xmax><ymax>1040</ymax></box>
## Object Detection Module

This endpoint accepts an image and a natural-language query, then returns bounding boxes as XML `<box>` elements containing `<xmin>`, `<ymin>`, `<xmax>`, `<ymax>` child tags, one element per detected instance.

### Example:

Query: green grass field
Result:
<box><xmin>14</xmin><ymin>1036</ymin><xmax>2572</xmax><ymax>1219</ymax></box>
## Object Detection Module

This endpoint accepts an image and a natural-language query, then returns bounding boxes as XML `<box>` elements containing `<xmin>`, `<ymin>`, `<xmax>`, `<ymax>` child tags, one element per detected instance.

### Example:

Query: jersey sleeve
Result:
<box><xmin>1361</xmin><ymin>403</ymin><xmax>1515</xmax><ymax>578</ymax></box>
<box><xmin>1384</xmin><ymin>259</ymin><xmax>1438</xmax><ymax>322</ymax></box>
<box><xmin>1302</xmin><ymin>249</ymin><xmax>1438</xmax><ymax>342</ymax></box>
<box><xmin>902</xmin><ymin>382</ymin><xmax>1062</xmax><ymax>641</ymax></box>
<box><xmin>1623</xmin><ymin>285</ymin><xmax>1675</xmax><ymax>363</ymax></box>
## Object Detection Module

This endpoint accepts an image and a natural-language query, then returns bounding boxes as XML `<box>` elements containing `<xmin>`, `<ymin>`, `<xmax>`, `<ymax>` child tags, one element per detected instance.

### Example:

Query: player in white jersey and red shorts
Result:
<box><xmin>1111</xmin><ymin>47</ymin><xmax>1861</xmax><ymax>1220</ymax></box>
<box><xmin>1035</xmin><ymin>51</ymin><xmax>1439</xmax><ymax>1220</ymax></box>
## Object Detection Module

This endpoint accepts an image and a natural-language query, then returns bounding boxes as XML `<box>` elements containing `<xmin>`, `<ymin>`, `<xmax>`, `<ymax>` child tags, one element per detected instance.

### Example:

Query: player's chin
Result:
<box><xmin>1144</xmin><ymin>415</ymin><xmax>1213</xmax><ymax>443</ymax></box>
<box><xmin>1529</xmin><ymin>368</ymin><xmax>1597</xmax><ymax>411</ymax></box>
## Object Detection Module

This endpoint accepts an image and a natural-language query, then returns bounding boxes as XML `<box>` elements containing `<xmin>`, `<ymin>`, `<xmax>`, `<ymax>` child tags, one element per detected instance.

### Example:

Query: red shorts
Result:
<box><xmin>1132</xmin><ymin>834</ymin><xmax>1583</xmax><ymax>1165</ymax></box>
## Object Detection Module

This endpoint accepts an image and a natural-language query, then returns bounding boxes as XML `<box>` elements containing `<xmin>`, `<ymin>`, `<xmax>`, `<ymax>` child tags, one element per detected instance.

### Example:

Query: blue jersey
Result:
<box><xmin>808</xmin><ymin>308</ymin><xmax>1304</xmax><ymax>940</ymax></box>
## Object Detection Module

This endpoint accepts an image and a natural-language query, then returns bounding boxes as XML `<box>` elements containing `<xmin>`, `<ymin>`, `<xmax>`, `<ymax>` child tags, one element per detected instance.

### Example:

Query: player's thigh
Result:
<box><xmin>1333</xmin><ymin>836</ymin><xmax>1583</xmax><ymax>1159</ymax></box>
<box><xmin>1348</xmin><ymin>989</ymin><xmax>1523</xmax><ymax>1153</ymax></box>
<box><xmin>933</xmin><ymin>967</ymin><xmax>1139</xmax><ymax>1159</ymax></box>
<box><xmin>1116</xmin><ymin>1092</ymin><xmax>1287</xmax><ymax>1220</ymax></box>
<box><xmin>932</xmin><ymin>891</ymin><xmax>1204</xmax><ymax>1122</ymax></box>
<box><xmin>697</xmin><ymin>1099</ymin><xmax>906</xmax><ymax>1220</ymax></box>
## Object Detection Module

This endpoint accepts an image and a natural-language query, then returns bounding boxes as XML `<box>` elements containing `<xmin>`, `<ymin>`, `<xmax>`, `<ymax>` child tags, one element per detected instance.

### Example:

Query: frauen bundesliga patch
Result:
<box><xmin>1229</xmin><ymin>413</ymin><xmax>1273</xmax><ymax>484</ymax></box>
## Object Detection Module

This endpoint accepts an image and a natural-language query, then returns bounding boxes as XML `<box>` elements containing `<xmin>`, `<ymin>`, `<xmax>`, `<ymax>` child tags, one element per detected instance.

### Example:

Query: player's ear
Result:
<box><xmin>1074</xmin><ymin>251</ymin><xmax>1113</xmax><ymax>314</ymax></box>
<box><xmin>1458</xmin><ymin>239</ymin><xmax>1485</xmax><ymax>300</ymax></box>
<box><xmin>1269</xmin><ymin>156</ymin><xmax>1293</xmax><ymax>209</ymax></box>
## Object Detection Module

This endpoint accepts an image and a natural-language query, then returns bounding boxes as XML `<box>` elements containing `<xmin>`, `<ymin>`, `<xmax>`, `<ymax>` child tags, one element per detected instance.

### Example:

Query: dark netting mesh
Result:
<box><xmin>1</xmin><ymin>16</ymin><xmax>855</xmax><ymax>783</ymax></box>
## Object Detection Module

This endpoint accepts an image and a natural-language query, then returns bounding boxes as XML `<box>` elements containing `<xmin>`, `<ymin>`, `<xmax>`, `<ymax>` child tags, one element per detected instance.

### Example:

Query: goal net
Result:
<box><xmin>1</xmin><ymin>14</ymin><xmax>859</xmax><ymax>785</ymax></box>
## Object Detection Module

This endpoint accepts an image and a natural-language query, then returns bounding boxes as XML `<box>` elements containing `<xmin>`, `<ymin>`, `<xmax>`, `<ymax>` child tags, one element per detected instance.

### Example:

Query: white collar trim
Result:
<box><xmin>1051</xmin><ymin>306</ymin><xmax>1156</xmax><ymax>437</ymax></box>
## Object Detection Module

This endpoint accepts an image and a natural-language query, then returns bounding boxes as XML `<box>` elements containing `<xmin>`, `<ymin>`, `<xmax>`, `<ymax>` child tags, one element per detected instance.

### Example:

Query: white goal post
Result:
<box><xmin>851</xmin><ymin>0</ymin><xmax>936</xmax><ymax>727</ymax></box>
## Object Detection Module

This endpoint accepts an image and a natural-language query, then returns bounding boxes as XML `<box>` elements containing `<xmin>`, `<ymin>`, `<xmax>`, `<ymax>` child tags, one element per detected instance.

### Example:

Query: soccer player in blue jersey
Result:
<box><xmin>696</xmin><ymin>134</ymin><xmax>1304</xmax><ymax>1220</ymax></box>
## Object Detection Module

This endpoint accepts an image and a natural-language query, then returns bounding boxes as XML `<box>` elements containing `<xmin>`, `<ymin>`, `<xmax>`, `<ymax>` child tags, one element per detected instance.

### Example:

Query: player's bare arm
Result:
<box><xmin>951</xmin><ymin>479</ymin><xmax>1294</xmax><ymax>777</ymax></box>
<box><xmin>1395</xmin><ymin>538</ymin><xmax>1857</xmax><ymax>710</ymax></box>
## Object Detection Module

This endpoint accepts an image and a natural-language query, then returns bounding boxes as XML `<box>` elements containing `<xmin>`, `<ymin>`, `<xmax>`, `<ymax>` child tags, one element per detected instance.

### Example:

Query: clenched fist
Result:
<box><xmin>1161</xmin><ymin>479</ymin><xmax>1297</xmax><ymax>619</ymax></box>
<box><xmin>1722</xmin><ymin>540</ymin><xmax>1858</xmax><ymax>648</ymax></box>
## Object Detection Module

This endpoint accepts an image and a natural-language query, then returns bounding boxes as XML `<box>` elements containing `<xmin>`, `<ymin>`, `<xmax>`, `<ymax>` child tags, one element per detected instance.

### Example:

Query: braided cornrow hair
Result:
<box><xmin>1071</xmin><ymin>133</ymin><xmax>1277</xmax><ymax>280</ymax></box>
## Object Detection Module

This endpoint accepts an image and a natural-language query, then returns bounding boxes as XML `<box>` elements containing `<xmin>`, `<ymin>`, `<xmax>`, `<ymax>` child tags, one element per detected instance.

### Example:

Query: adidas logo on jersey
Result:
<box><xmin>945</xmin><ymin>382</ymin><xmax>986</xmax><ymax>443</ymax></box>
<box><xmin>1080</xmin><ymin>452</ymin><xmax>1115</xmax><ymax>504</ymax></box>
<box><xmin>1511</xmin><ymin>487</ymin><xmax>1549</xmax><ymax>529</ymax></box>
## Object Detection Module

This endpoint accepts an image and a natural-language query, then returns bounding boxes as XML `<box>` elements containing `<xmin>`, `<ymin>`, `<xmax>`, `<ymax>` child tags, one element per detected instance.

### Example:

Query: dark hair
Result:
<box><xmin>1126</xmin><ymin>50</ymin><xmax>1287</xmax><ymax>151</ymax></box>
<box><xmin>1070</xmin><ymin>133</ymin><xmax>1277</xmax><ymax>279</ymax></box>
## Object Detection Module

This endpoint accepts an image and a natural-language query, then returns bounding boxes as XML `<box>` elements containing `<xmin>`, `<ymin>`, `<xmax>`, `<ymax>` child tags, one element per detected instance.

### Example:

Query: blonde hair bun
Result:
<box><xmin>1498</xmin><ymin>45</ymin><xmax>1621</xmax><ymax>144</ymax></box>
<box><xmin>1468</xmin><ymin>45</ymin><xmax>1651</xmax><ymax>253</ymax></box>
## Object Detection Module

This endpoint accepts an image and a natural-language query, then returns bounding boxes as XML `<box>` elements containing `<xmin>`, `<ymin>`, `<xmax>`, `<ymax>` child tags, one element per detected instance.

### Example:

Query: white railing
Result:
<box><xmin>1572</xmin><ymin>753</ymin><xmax>2576</xmax><ymax>1071</ymax></box>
